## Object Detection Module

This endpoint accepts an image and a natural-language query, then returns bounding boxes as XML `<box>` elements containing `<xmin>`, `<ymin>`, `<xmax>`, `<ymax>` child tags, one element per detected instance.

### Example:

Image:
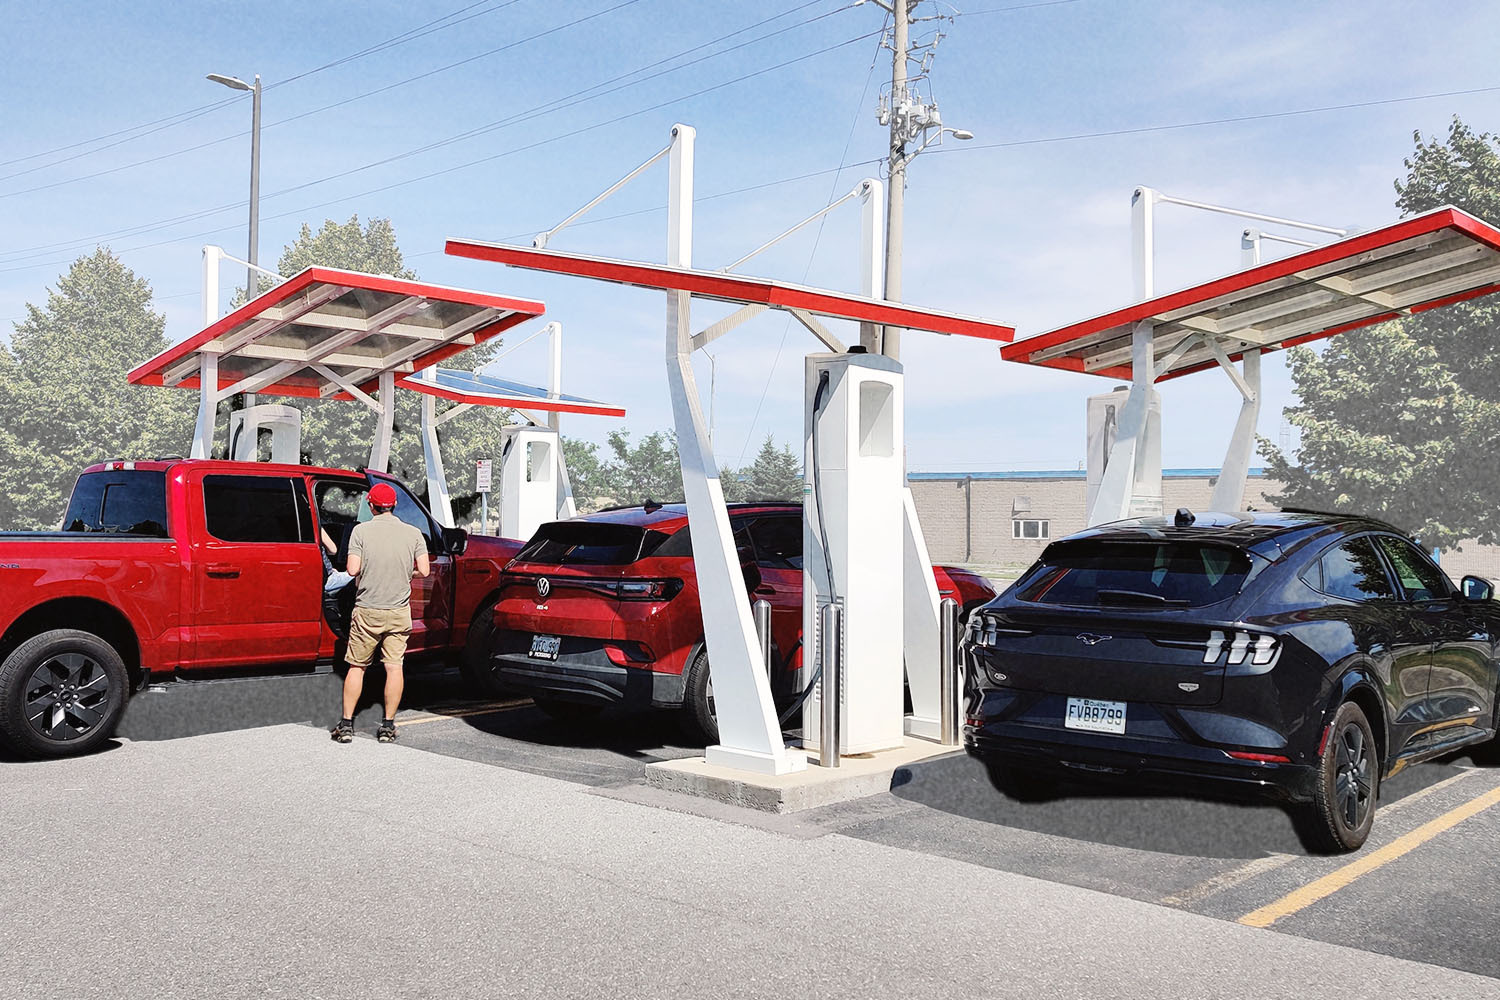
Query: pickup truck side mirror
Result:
<box><xmin>442</xmin><ymin>527</ymin><xmax>469</xmax><ymax>557</ymax></box>
<box><xmin>1461</xmin><ymin>575</ymin><xmax>1493</xmax><ymax>601</ymax></box>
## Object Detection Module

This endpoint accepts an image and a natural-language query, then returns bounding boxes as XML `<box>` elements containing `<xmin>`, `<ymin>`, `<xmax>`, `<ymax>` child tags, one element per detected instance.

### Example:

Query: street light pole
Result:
<box><xmin>206</xmin><ymin>72</ymin><xmax>262</xmax><ymax>301</ymax></box>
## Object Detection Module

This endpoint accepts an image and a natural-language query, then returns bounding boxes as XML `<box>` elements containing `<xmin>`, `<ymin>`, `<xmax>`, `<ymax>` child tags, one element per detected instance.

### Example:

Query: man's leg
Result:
<box><xmin>342</xmin><ymin>666</ymin><xmax>367</xmax><ymax>719</ymax></box>
<box><xmin>382</xmin><ymin>660</ymin><xmax>404</xmax><ymax>719</ymax></box>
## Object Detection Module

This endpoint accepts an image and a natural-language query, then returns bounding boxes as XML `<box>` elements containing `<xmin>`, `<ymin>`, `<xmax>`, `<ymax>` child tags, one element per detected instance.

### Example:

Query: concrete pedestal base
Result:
<box><xmin>646</xmin><ymin>736</ymin><xmax>960</xmax><ymax>813</ymax></box>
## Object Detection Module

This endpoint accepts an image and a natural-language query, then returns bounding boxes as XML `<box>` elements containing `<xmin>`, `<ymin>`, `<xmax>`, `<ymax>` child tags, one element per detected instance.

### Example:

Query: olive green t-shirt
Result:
<box><xmin>348</xmin><ymin>513</ymin><xmax>426</xmax><ymax>609</ymax></box>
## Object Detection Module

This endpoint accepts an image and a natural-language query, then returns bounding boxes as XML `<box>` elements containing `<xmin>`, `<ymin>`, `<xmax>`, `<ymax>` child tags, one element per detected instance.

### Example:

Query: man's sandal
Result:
<box><xmin>376</xmin><ymin>721</ymin><xmax>398</xmax><ymax>743</ymax></box>
<box><xmin>330</xmin><ymin>720</ymin><xmax>354</xmax><ymax>744</ymax></box>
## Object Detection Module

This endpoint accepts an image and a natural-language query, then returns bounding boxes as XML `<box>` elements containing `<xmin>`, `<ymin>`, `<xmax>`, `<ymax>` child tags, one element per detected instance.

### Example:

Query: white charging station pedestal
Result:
<box><xmin>228</xmin><ymin>403</ymin><xmax>302</xmax><ymax>464</ymax></box>
<box><xmin>803</xmin><ymin>352</ymin><xmax>906</xmax><ymax>756</ymax></box>
<box><xmin>1085</xmin><ymin>385</ymin><xmax>1162</xmax><ymax>521</ymax></box>
<box><xmin>498</xmin><ymin>424</ymin><xmax>575</xmax><ymax>540</ymax></box>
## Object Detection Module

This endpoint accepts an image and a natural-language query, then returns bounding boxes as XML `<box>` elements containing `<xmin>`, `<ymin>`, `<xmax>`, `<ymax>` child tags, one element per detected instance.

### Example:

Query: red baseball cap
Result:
<box><xmin>368</xmin><ymin>482</ymin><xmax>398</xmax><ymax>509</ymax></box>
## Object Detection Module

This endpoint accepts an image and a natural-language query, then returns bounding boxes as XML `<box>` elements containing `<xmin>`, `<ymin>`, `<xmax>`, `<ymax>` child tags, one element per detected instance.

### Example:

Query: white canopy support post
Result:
<box><xmin>859</xmin><ymin>178</ymin><xmax>885</xmax><ymax>350</ymax></box>
<box><xmin>368</xmin><ymin>370</ymin><xmax>396</xmax><ymax>472</ymax></box>
<box><xmin>902</xmin><ymin>487</ymin><xmax>945</xmax><ymax>741</ymax></box>
<box><xmin>1088</xmin><ymin>320</ymin><xmax>1155</xmax><ymax>525</ymax></box>
<box><xmin>418</xmin><ymin>371</ymin><xmax>456</xmax><ymax>529</ymax></box>
<box><xmin>1132</xmin><ymin>186</ymin><xmax>1159</xmax><ymax>301</ymax></box>
<box><xmin>663</xmin><ymin>123</ymin><xmax>801</xmax><ymax>776</ymax></box>
<box><xmin>544</xmin><ymin>321</ymin><xmax>577</xmax><ymax>520</ymax></box>
<box><xmin>202</xmin><ymin>245</ymin><xmax>223</xmax><ymax>329</ymax></box>
<box><xmin>1209</xmin><ymin>347</ymin><xmax>1262</xmax><ymax>512</ymax></box>
<box><xmin>191</xmin><ymin>352</ymin><xmax>219</xmax><ymax>459</ymax></box>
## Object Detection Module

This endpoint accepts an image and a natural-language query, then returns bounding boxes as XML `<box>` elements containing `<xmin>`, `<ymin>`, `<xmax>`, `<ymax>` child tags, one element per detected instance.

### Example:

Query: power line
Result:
<box><xmin>0</xmin><ymin>0</ymin><xmax>644</xmax><ymax>200</ymax></box>
<box><xmin>929</xmin><ymin>83</ymin><xmax>1500</xmax><ymax>156</ymax></box>
<box><xmin>0</xmin><ymin>31</ymin><xmax>883</xmax><ymax>276</ymax></box>
<box><xmin>0</xmin><ymin>0</ymin><xmax>528</xmax><ymax>175</ymax></box>
<box><xmin>956</xmin><ymin>0</ymin><xmax>1083</xmax><ymax>15</ymax></box>
<box><xmin>737</xmin><ymin>26</ymin><xmax>888</xmax><ymax>468</ymax></box>
<box><xmin>0</xmin><ymin>12</ymin><xmax>869</xmax><ymax>266</ymax></box>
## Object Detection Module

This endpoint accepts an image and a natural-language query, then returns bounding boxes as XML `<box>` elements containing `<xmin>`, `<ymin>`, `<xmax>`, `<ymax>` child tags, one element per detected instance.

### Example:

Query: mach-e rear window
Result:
<box><xmin>516</xmin><ymin>522</ymin><xmax>669</xmax><ymax>566</ymax></box>
<box><xmin>1016</xmin><ymin>540</ymin><xmax>1252</xmax><ymax>608</ymax></box>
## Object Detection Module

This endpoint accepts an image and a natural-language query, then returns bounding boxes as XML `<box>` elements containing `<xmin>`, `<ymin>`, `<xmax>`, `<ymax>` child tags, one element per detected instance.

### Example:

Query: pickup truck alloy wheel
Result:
<box><xmin>0</xmin><ymin>629</ymin><xmax>128</xmax><ymax>759</ymax></box>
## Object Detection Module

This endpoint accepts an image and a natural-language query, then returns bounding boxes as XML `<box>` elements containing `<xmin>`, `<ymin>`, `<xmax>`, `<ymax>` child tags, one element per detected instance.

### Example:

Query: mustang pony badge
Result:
<box><xmin>1076</xmin><ymin>633</ymin><xmax>1111</xmax><ymax>646</ymax></box>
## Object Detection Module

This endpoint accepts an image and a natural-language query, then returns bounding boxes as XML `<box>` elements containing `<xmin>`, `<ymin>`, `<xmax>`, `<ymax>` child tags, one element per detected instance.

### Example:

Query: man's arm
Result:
<box><xmin>414</xmin><ymin>551</ymin><xmax>430</xmax><ymax>579</ymax></box>
<box><xmin>346</xmin><ymin>526</ymin><xmax>363</xmax><ymax>577</ymax></box>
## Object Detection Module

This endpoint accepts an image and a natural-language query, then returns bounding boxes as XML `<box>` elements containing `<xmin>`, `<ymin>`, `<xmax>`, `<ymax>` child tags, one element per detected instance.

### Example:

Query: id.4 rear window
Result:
<box><xmin>1016</xmin><ymin>540</ymin><xmax>1253</xmax><ymax>608</ymax></box>
<box><xmin>516</xmin><ymin>522</ymin><xmax>670</xmax><ymax>566</ymax></box>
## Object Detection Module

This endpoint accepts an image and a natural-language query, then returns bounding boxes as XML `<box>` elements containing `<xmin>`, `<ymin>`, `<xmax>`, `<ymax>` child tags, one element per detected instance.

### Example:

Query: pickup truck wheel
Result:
<box><xmin>0</xmin><ymin>630</ymin><xmax>128</xmax><ymax>759</ymax></box>
<box><xmin>459</xmin><ymin>599</ymin><xmax>507</xmax><ymax>698</ymax></box>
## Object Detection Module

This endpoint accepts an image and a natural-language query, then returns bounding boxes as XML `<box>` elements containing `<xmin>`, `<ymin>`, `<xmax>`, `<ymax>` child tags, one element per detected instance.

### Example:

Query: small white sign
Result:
<box><xmin>475</xmin><ymin>459</ymin><xmax>492</xmax><ymax>493</ymax></box>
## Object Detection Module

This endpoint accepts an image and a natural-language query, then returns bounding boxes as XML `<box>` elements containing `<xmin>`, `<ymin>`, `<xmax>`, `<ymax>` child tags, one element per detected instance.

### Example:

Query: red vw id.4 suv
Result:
<box><xmin>480</xmin><ymin>502</ymin><xmax>996</xmax><ymax>741</ymax></box>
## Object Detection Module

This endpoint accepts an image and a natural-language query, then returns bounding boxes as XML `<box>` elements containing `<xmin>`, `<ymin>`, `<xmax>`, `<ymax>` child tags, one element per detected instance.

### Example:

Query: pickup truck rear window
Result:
<box><xmin>1016</xmin><ymin>540</ymin><xmax>1252</xmax><ymax>609</ymax></box>
<box><xmin>62</xmin><ymin>471</ymin><xmax>168</xmax><ymax>536</ymax></box>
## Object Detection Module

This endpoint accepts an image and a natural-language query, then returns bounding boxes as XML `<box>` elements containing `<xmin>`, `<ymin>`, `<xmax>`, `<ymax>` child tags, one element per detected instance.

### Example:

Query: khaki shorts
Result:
<box><xmin>345</xmin><ymin>605</ymin><xmax>413</xmax><ymax>669</ymax></box>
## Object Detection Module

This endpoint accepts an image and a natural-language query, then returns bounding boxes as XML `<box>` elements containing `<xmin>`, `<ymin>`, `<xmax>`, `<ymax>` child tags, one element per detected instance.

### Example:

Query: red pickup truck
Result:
<box><xmin>0</xmin><ymin>459</ymin><xmax>522</xmax><ymax>758</ymax></box>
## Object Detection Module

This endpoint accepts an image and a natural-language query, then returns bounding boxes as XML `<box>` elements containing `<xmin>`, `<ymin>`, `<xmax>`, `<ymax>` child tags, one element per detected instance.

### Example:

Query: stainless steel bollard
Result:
<box><xmin>819</xmin><ymin>602</ymin><xmax>842</xmax><ymax>768</ymax></box>
<box><xmin>939</xmin><ymin>598</ymin><xmax>960</xmax><ymax>746</ymax></box>
<box><xmin>753</xmin><ymin>599</ymin><xmax>773</xmax><ymax>681</ymax></box>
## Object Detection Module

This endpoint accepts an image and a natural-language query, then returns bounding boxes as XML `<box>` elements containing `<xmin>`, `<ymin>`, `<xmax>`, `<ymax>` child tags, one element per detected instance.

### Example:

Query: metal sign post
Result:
<box><xmin>476</xmin><ymin>459</ymin><xmax>493</xmax><ymax>533</ymax></box>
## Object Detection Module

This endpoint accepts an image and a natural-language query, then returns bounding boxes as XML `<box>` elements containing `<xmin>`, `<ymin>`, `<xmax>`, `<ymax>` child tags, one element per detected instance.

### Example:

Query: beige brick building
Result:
<box><xmin>909</xmin><ymin>470</ymin><xmax>1500</xmax><ymax>584</ymax></box>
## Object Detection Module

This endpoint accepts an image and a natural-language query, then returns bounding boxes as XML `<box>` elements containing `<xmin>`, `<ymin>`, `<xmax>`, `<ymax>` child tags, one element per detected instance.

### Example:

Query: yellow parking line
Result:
<box><xmin>1238</xmin><ymin>784</ymin><xmax>1500</xmax><ymax>929</ymax></box>
<box><xmin>398</xmin><ymin>698</ymin><xmax>532</xmax><ymax>727</ymax></box>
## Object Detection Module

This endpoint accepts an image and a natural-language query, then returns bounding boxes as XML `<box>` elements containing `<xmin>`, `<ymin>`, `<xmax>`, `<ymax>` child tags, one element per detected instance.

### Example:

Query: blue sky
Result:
<box><xmin>4</xmin><ymin>0</ymin><xmax>1500</xmax><ymax>474</ymax></box>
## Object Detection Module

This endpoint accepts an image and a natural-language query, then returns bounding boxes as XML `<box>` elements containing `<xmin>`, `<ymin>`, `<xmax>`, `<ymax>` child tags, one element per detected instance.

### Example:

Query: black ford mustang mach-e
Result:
<box><xmin>962</xmin><ymin>510</ymin><xmax>1500</xmax><ymax>852</ymax></box>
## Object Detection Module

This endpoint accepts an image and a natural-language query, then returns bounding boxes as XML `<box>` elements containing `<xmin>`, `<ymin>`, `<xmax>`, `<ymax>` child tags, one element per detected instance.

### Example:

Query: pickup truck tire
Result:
<box><xmin>0</xmin><ymin>629</ymin><xmax>128</xmax><ymax>759</ymax></box>
<box><xmin>459</xmin><ymin>599</ymin><xmax>507</xmax><ymax>698</ymax></box>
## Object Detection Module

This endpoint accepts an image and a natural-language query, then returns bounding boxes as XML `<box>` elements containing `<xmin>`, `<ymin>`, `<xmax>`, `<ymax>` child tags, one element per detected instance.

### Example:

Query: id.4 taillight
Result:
<box><xmin>1203</xmin><ymin>629</ymin><xmax>1279</xmax><ymax>666</ymax></box>
<box><xmin>615</xmin><ymin>578</ymin><xmax>684</xmax><ymax>601</ymax></box>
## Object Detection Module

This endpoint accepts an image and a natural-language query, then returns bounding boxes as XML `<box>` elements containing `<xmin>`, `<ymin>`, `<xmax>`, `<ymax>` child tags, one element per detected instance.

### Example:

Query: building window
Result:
<box><xmin>1013</xmin><ymin>519</ymin><xmax>1050</xmax><ymax>540</ymax></box>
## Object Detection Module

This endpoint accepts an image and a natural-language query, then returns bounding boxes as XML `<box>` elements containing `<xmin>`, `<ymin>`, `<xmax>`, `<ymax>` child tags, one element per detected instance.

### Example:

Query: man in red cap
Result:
<box><xmin>331</xmin><ymin>481</ymin><xmax>429</xmax><ymax>744</ymax></box>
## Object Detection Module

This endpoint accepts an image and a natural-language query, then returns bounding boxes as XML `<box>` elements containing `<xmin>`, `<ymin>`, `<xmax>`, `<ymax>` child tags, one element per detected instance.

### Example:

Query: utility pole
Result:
<box><xmin>880</xmin><ymin>0</ymin><xmax>911</xmax><ymax>359</ymax></box>
<box><xmin>870</xmin><ymin>0</ymin><xmax>970</xmax><ymax>360</ymax></box>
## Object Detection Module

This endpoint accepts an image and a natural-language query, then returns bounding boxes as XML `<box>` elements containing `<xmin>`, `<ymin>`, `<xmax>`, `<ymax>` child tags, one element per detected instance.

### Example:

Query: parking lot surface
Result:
<box><xmin>10</xmin><ymin>670</ymin><xmax>1496</xmax><ymax>996</ymax></box>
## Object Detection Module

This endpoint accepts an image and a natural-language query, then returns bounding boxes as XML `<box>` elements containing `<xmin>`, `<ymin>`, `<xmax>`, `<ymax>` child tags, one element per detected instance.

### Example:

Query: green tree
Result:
<box><xmin>561</xmin><ymin>436</ymin><xmax>605</xmax><ymax>511</ymax></box>
<box><xmin>742</xmin><ymin>434</ymin><xmax>803</xmax><ymax>501</ymax></box>
<box><xmin>599</xmin><ymin>429</ymin><xmax>682</xmax><ymax>505</ymax></box>
<box><xmin>1262</xmin><ymin>117</ymin><xmax>1500</xmax><ymax>548</ymax></box>
<box><xmin>233</xmin><ymin>216</ymin><xmax>512</xmax><ymax>522</ymax></box>
<box><xmin>0</xmin><ymin>249</ymin><xmax>195</xmax><ymax>528</ymax></box>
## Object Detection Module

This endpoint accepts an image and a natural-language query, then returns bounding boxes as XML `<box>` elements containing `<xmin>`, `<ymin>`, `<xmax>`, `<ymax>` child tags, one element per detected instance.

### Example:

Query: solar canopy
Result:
<box><xmin>128</xmin><ymin>266</ymin><xmax>546</xmax><ymax>400</ymax></box>
<box><xmin>400</xmin><ymin>368</ymin><xmax>625</xmax><ymax>417</ymax></box>
<box><xmin>445</xmin><ymin>239</ymin><xmax>1016</xmax><ymax>342</ymax></box>
<box><xmin>1001</xmin><ymin>206</ymin><xmax>1500</xmax><ymax>380</ymax></box>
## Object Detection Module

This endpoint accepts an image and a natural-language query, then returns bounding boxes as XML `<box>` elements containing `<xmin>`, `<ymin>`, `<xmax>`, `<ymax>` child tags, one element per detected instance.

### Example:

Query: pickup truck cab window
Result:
<box><xmin>61</xmin><ymin>470</ymin><xmax>168</xmax><ymax>537</ymax></box>
<box><xmin>202</xmin><ymin>475</ymin><xmax>313</xmax><ymax>544</ymax></box>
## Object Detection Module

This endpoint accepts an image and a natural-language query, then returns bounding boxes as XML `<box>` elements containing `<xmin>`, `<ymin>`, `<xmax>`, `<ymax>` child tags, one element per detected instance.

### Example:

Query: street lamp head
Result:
<box><xmin>949</xmin><ymin>129</ymin><xmax>974</xmax><ymax>141</ymax></box>
<box><xmin>206</xmin><ymin>73</ymin><xmax>252</xmax><ymax>92</ymax></box>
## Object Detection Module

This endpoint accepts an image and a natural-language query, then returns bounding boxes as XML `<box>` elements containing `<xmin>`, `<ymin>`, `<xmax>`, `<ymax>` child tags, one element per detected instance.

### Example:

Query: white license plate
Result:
<box><xmin>1064</xmin><ymin>697</ymin><xmax>1126</xmax><ymax>735</ymax></box>
<box><xmin>529</xmin><ymin>634</ymin><xmax>562</xmax><ymax>661</ymax></box>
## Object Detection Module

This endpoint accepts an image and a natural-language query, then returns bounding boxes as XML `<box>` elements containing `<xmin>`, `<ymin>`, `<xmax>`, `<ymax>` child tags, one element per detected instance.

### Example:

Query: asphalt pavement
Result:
<box><xmin>3</xmin><ymin>724</ymin><xmax>1498</xmax><ymax>1000</ymax></box>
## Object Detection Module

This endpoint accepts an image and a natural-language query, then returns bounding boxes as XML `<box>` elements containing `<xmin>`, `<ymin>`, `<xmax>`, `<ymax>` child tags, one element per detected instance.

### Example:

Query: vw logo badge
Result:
<box><xmin>536</xmin><ymin>577</ymin><xmax>552</xmax><ymax>600</ymax></box>
<box><xmin>1076</xmin><ymin>633</ymin><xmax>1111</xmax><ymax>645</ymax></box>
